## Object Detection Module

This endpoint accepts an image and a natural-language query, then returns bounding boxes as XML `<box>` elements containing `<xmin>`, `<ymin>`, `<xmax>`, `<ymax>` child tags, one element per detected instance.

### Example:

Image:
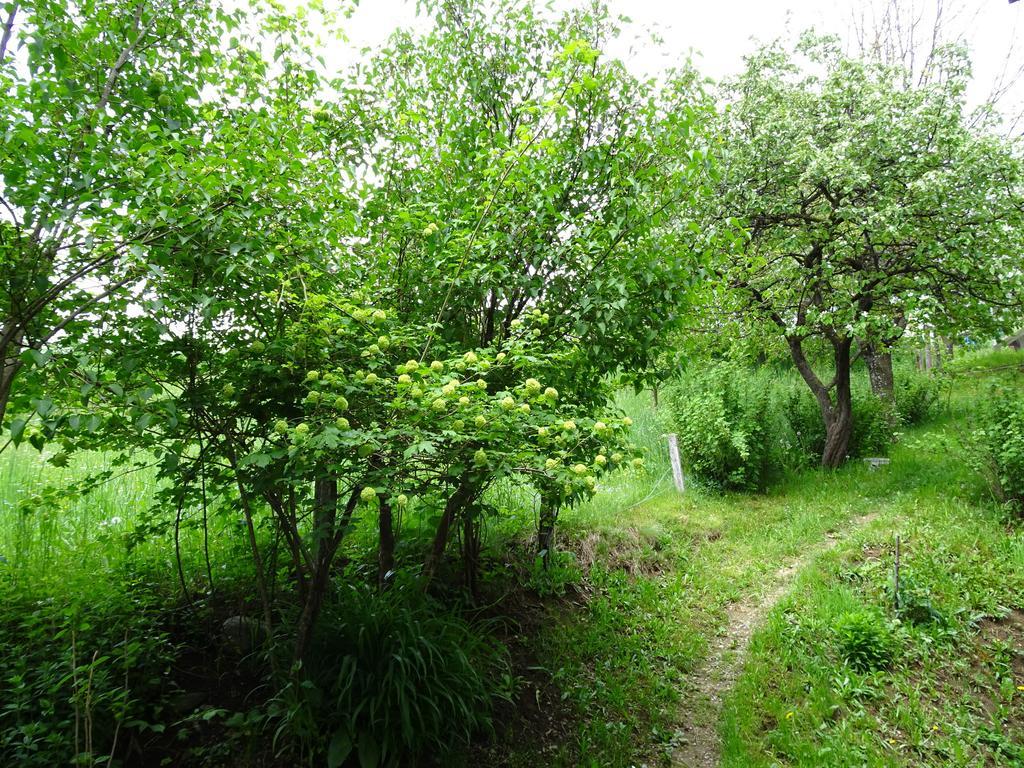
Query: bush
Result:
<box><xmin>889</xmin><ymin>572</ymin><xmax>946</xmax><ymax>626</ymax></box>
<box><xmin>964</xmin><ymin>385</ymin><xmax>1024</xmax><ymax>512</ymax></box>
<box><xmin>780</xmin><ymin>382</ymin><xmax>896</xmax><ymax>464</ymax></box>
<box><xmin>0</xmin><ymin>585</ymin><xmax>178</xmax><ymax>768</ymax></box>
<box><xmin>668</xmin><ymin>361</ymin><xmax>937</xmax><ymax>489</ymax></box>
<box><xmin>669</xmin><ymin>363</ymin><xmax>908</xmax><ymax>490</ymax></box>
<box><xmin>893</xmin><ymin>368</ymin><xmax>943</xmax><ymax>426</ymax></box>
<box><xmin>834</xmin><ymin>609</ymin><xmax>896</xmax><ymax>672</ymax></box>
<box><xmin>271</xmin><ymin>585</ymin><xmax>508</xmax><ymax>767</ymax></box>
<box><xmin>849</xmin><ymin>387</ymin><xmax>898</xmax><ymax>458</ymax></box>
<box><xmin>668</xmin><ymin>363</ymin><xmax>781</xmax><ymax>491</ymax></box>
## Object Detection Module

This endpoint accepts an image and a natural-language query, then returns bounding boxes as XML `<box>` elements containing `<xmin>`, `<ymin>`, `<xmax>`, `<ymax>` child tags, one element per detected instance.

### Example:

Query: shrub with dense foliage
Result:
<box><xmin>668</xmin><ymin>362</ymin><xmax>943</xmax><ymax>490</ymax></box>
<box><xmin>833</xmin><ymin>609</ymin><xmax>897</xmax><ymax>672</ymax></box>
<box><xmin>893</xmin><ymin>365</ymin><xmax>944</xmax><ymax>426</ymax></box>
<box><xmin>964</xmin><ymin>383</ymin><xmax>1024</xmax><ymax>512</ymax></box>
<box><xmin>0</xmin><ymin>583</ymin><xmax>178</xmax><ymax>767</ymax></box>
<box><xmin>668</xmin><ymin>363</ymin><xmax>781</xmax><ymax>491</ymax></box>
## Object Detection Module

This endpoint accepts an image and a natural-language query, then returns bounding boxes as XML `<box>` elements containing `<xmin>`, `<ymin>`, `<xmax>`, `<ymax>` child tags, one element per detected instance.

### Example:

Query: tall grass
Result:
<box><xmin>0</xmin><ymin>447</ymin><xmax>234</xmax><ymax>594</ymax></box>
<box><xmin>0</xmin><ymin>450</ymin><xmax>147</xmax><ymax>581</ymax></box>
<box><xmin>613</xmin><ymin>388</ymin><xmax>672</xmax><ymax>467</ymax></box>
<box><xmin>561</xmin><ymin>388</ymin><xmax>677</xmax><ymax>533</ymax></box>
<box><xmin>943</xmin><ymin>345</ymin><xmax>1024</xmax><ymax>375</ymax></box>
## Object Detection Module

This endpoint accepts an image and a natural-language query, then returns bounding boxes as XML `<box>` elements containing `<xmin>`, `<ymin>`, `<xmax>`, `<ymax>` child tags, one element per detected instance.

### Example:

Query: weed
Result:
<box><xmin>834</xmin><ymin>609</ymin><xmax>897</xmax><ymax>671</ymax></box>
<box><xmin>269</xmin><ymin>584</ymin><xmax>509</xmax><ymax>767</ymax></box>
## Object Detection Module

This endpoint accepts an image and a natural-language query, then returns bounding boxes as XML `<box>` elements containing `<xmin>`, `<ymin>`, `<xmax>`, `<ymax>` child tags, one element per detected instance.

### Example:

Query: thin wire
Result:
<box><xmin>615</xmin><ymin>468</ymin><xmax>672</xmax><ymax>517</ymax></box>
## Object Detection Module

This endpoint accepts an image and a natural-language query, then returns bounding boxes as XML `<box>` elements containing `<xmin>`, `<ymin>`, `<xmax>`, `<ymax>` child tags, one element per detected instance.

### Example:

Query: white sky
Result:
<box><xmin>332</xmin><ymin>0</ymin><xmax>1023</xmax><ymax>117</ymax></box>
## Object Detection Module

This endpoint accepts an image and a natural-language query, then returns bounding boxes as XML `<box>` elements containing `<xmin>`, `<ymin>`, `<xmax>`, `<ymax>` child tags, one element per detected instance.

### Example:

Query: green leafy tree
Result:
<box><xmin>0</xmin><ymin>0</ymin><xmax>273</xmax><ymax>432</ymax></box>
<box><xmin>37</xmin><ymin>0</ymin><xmax>713</xmax><ymax>667</ymax></box>
<box><xmin>707</xmin><ymin>34</ymin><xmax>1023</xmax><ymax>467</ymax></box>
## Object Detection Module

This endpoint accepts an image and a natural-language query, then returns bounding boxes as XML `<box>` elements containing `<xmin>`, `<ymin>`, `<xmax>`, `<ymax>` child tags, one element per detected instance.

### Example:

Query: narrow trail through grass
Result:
<box><xmin>512</xmin><ymin>379</ymin><xmax>1023</xmax><ymax>767</ymax></box>
<box><xmin>521</xmin><ymin>452</ymin><xmax>907</xmax><ymax>767</ymax></box>
<box><xmin>671</xmin><ymin>511</ymin><xmax>879</xmax><ymax>768</ymax></box>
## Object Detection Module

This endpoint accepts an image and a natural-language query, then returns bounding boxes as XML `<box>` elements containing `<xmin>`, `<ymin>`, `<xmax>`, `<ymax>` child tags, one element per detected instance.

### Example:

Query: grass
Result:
<box><xmin>1</xmin><ymin>369</ymin><xmax>1020</xmax><ymax>766</ymax></box>
<box><xmin>0</xmin><ymin>448</ymin><xmax>251</xmax><ymax>596</ymax></box>
<box><xmin>0</xmin><ymin>449</ymin><xmax>156</xmax><ymax>582</ymax></box>
<box><xmin>494</xmin><ymin>371</ymin><xmax>1024</xmax><ymax>767</ymax></box>
<box><xmin>943</xmin><ymin>345</ymin><xmax>1024</xmax><ymax>376</ymax></box>
<box><xmin>719</xmin><ymin>400</ymin><xmax>1024</xmax><ymax>767</ymax></box>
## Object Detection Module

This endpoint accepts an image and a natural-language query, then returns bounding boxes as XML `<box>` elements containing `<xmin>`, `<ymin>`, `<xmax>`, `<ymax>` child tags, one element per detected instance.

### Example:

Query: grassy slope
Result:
<box><xmin>502</xmin><ymin>377</ymin><xmax>1023</xmax><ymax>767</ymax></box>
<box><xmin>1</xmin><ymin>372</ymin><xmax>1021</xmax><ymax>766</ymax></box>
<box><xmin>721</xmin><ymin>408</ymin><xmax>1024</xmax><ymax>766</ymax></box>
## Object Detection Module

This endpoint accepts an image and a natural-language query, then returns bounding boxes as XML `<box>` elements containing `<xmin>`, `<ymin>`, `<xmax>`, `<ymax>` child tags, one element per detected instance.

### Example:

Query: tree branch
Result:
<box><xmin>0</xmin><ymin>3</ymin><xmax>17</xmax><ymax>64</ymax></box>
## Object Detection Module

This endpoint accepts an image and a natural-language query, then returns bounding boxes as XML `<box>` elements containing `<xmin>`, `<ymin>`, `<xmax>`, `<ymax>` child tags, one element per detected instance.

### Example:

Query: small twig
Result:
<box><xmin>893</xmin><ymin>534</ymin><xmax>901</xmax><ymax>611</ymax></box>
<box><xmin>105</xmin><ymin>631</ymin><xmax>129</xmax><ymax>768</ymax></box>
<box><xmin>173</xmin><ymin>490</ymin><xmax>195</xmax><ymax>611</ymax></box>
<box><xmin>198</xmin><ymin>435</ymin><xmax>215</xmax><ymax>592</ymax></box>
<box><xmin>85</xmin><ymin>650</ymin><xmax>99</xmax><ymax>759</ymax></box>
<box><xmin>72</xmin><ymin>631</ymin><xmax>80</xmax><ymax>763</ymax></box>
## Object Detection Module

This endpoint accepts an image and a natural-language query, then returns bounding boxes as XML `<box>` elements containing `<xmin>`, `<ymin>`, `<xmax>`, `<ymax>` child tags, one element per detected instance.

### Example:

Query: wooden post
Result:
<box><xmin>666</xmin><ymin>433</ymin><xmax>685</xmax><ymax>493</ymax></box>
<box><xmin>893</xmin><ymin>535</ymin><xmax>901</xmax><ymax>611</ymax></box>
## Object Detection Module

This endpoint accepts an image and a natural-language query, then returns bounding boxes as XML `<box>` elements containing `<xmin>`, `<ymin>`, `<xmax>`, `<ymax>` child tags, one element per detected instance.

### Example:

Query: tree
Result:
<box><xmin>849</xmin><ymin>0</ymin><xmax>1024</xmax><ymax>131</ymax></box>
<box><xmin>848</xmin><ymin>0</ymin><xmax>1024</xmax><ymax>392</ymax></box>
<box><xmin>36</xmin><ymin>0</ymin><xmax>714</xmax><ymax>663</ymax></box>
<box><xmin>708</xmin><ymin>34</ymin><xmax>1023</xmax><ymax>467</ymax></box>
<box><xmin>0</xmin><ymin>0</ymin><xmax>269</xmax><ymax>435</ymax></box>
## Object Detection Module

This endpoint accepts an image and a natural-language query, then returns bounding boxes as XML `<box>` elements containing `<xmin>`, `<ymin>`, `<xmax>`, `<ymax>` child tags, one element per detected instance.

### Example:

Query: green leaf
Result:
<box><xmin>240</xmin><ymin>452</ymin><xmax>273</xmax><ymax>468</ymax></box>
<box><xmin>358</xmin><ymin>730</ymin><xmax>379</xmax><ymax>768</ymax></box>
<box><xmin>327</xmin><ymin>729</ymin><xmax>353</xmax><ymax>768</ymax></box>
<box><xmin>23</xmin><ymin>349</ymin><xmax>50</xmax><ymax>367</ymax></box>
<box><xmin>9</xmin><ymin>418</ymin><xmax>27</xmax><ymax>446</ymax></box>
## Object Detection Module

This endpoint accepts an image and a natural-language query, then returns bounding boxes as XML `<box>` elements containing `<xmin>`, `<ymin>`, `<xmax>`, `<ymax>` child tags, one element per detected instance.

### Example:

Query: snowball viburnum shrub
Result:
<box><xmin>276</xmin><ymin>313</ymin><xmax>641</xmax><ymax>515</ymax></box>
<box><xmin>37</xmin><ymin>0</ymin><xmax>707</xmax><ymax>662</ymax></box>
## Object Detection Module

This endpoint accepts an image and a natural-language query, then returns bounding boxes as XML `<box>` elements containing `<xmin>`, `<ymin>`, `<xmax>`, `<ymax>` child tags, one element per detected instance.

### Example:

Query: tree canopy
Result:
<box><xmin>704</xmin><ymin>34</ymin><xmax>1024</xmax><ymax>466</ymax></box>
<box><xmin>2</xmin><ymin>0</ymin><xmax>716</xmax><ymax>659</ymax></box>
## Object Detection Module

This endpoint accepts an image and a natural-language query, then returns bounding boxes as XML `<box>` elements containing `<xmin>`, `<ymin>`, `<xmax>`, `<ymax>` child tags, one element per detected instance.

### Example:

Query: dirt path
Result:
<box><xmin>670</xmin><ymin>513</ymin><xmax>878</xmax><ymax>768</ymax></box>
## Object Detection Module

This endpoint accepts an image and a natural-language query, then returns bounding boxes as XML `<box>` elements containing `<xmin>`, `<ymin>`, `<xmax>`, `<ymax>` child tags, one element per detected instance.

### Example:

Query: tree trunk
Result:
<box><xmin>863</xmin><ymin>342</ymin><xmax>894</xmax><ymax>400</ymax></box>
<box><xmin>293</xmin><ymin>552</ymin><xmax>330</xmax><ymax>663</ymax></box>
<box><xmin>821</xmin><ymin>397</ymin><xmax>853</xmax><ymax>468</ymax></box>
<box><xmin>293</xmin><ymin>477</ymin><xmax>343</xmax><ymax>663</ymax></box>
<box><xmin>461</xmin><ymin>511</ymin><xmax>481</xmax><ymax>601</ymax></box>
<box><xmin>0</xmin><ymin>326</ymin><xmax>25</xmax><ymax>428</ymax></box>
<box><xmin>821</xmin><ymin>341</ymin><xmax>853</xmax><ymax>468</ymax></box>
<box><xmin>421</xmin><ymin>479</ymin><xmax>474</xmax><ymax>588</ymax></box>
<box><xmin>0</xmin><ymin>357</ymin><xmax>19</xmax><ymax>428</ymax></box>
<box><xmin>537</xmin><ymin>503</ymin><xmax>557</xmax><ymax>570</ymax></box>
<box><xmin>378</xmin><ymin>497</ymin><xmax>394</xmax><ymax>592</ymax></box>
<box><xmin>787</xmin><ymin>335</ymin><xmax>854</xmax><ymax>469</ymax></box>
